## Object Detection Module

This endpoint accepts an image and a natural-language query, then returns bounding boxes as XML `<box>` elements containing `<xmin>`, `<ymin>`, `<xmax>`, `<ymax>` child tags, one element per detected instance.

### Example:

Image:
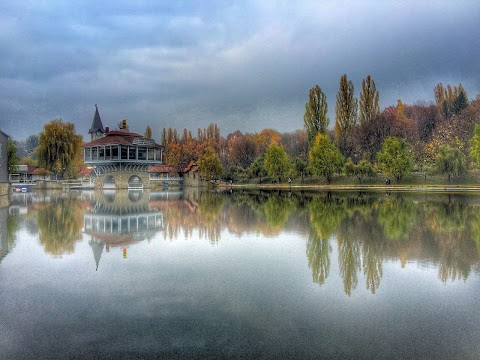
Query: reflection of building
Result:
<box><xmin>0</xmin><ymin>207</ymin><xmax>11</xmax><ymax>263</ymax></box>
<box><xmin>0</xmin><ymin>129</ymin><xmax>9</xmax><ymax>196</ymax></box>
<box><xmin>84</xmin><ymin>190</ymin><xmax>164</xmax><ymax>270</ymax></box>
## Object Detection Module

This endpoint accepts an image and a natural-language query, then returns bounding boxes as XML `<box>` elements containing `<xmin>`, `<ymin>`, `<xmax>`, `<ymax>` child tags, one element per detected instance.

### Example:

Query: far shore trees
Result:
<box><xmin>309</xmin><ymin>134</ymin><xmax>344</xmax><ymax>183</ymax></box>
<box><xmin>469</xmin><ymin>124</ymin><xmax>480</xmax><ymax>168</ymax></box>
<box><xmin>435</xmin><ymin>144</ymin><xmax>467</xmax><ymax>183</ymax></box>
<box><xmin>345</xmin><ymin>158</ymin><xmax>375</xmax><ymax>184</ymax></box>
<box><xmin>335</xmin><ymin>74</ymin><xmax>358</xmax><ymax>158</ymax></box>
<box><xmin>197</xmin><ymin>147</ymin><xmax>224</xmax><ymax>185</ymax></box>
<box><xmin>359</xmin><ymin>75</ymin><xmax>380</xmax><ymax>126</ymax></box>
<box><xmin>377</xmin><ymin>137</ymin><xmax>413</xmax><ymax>183</ymax></box>
<box><xmin>304</xmin><ymin>85</ymin><xmax>329</xmax><ymax>145</ymax></box>
<box><xmin>264</xmin><ymin>144</ymin><xmax>290</xmax><ymax>182</ymax></box>
<box><xmin>37</xmin><ymin>119</ymin><xmax>83</xmax><ymax>178</ymax></box>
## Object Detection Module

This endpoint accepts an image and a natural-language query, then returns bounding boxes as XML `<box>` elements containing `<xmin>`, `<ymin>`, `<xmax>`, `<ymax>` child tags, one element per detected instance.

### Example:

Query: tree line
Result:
<box><xmin>8</xmin><ymin>75</ymin><xmax>480</xmax><ymax>183</ymax></box>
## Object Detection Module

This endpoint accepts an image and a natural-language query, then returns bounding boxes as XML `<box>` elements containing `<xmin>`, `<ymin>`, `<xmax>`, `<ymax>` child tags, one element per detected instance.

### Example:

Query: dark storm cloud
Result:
<box><xmin>0</xmin><ymin>0</ymin><xmax>479</xmax><ymax>140</ymax></box>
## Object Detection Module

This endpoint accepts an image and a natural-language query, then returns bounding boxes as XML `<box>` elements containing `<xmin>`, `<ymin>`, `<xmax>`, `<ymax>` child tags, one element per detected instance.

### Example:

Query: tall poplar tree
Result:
<box><xmin>359</xmin><ymin>75</ymin><xmax>380</xmax><ymax>126</ymax></box>
<box><xmin>304</xmin><ymin>85</ymin><xmax>329</xmax><ymax>146</ymax></box>
<box><xmin>334</xmin><ymin>74</ymin><xmax>358</xmax><ymax>157</ymax></box>
<box><xmin>144</xmin><ymin>126</ymin><xmax>152</xmax><ymax>139</ymax></box>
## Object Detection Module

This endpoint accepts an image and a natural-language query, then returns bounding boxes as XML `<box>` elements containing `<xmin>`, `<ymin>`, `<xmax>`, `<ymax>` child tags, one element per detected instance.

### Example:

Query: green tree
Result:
<box><xmin>7</xmin><ymin>138</ymin><xmax>18</xmax><ymax>172</ymax></box>
<box><xmin>309</xmin><ymin>133</ymin><xmax>344</xmax><ymax>183</ymax></box>
<box><xmin>452</xmin><ymin>87</ymin><xmax>469</xmax><ymax>115</ymax></box>
<box><xmin>359</xmin><ymin>75</ymin><xmax>380</xmax><ymax>126</ymax></box>
<box><xmin>435</xmin><ymin>144</ymin><xmax>467</xmax><ymax>183</ymax></box>
<box><xmin>292</xmin><ymin>156</ymin><xmax>308</xmax><ymax>182</ymax></box>
<box><xmin>197</xmin><ymin>147</ymin><xmax>224</xmax><ymax>185</ymax></box>
<box><xmin>263</xmin><ymin>144</ymin><xmax>290</xmax><ymax>182</ymax></box>
<box><xmin>248</xmin><ymin>154</ymin><xmax>267</xmax><ymax>180</ymax></box>
<box><xmin>37</xmin><ymin>120</ymin><xmax>83</xmax><ymax>177</ymax></box>
<box><xmin>469</xmin><ymin>124</ymin><xmax>480</xmax><ymax>168</ymax></box>
<box><xmin>377</xmin><ymin>137</ymin><xmax>413</xmax><ymax>183</ymax></box>
<box><xmin>335</xmin><ymin>74</ymin><xmax>358</xmax><ymax>157</ymax></box>
<box><xmin>304</xmin><ymin>85</ymin><xmax>329</xmax><ymax>145</ymax></box>
<box><xmin>345</xmin><ymin>158</ymin><xmax>374</xmax><ymax>183</ymax></box>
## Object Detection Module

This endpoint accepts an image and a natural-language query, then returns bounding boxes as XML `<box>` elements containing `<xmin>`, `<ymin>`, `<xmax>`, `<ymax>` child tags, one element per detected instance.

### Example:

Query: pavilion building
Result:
<box><xmin>82</xmin><ymin>106</ymin><xmax>165</xmax><ymax>189</ymax></box>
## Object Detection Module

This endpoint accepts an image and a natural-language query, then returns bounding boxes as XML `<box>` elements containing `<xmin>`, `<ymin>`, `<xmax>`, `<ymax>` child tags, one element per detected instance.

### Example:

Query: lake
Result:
<box><xmin>1</xmin><ymin>189</ymin><xmax>480</xmax><ymax>359</ymax></box>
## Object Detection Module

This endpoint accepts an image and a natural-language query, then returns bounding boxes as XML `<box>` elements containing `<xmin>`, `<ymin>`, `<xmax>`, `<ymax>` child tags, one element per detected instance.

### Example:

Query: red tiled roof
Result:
<box><xmin>106</xmin><ymin>130</ymin><xmax>142</xmax><ymax>137</ymax></box>
<box><xmin>32</xmin><ymin>167</ymin><xmax>51</xmax><ymax>175</ymax></box>
<box><xmin>83</xmin><ymin>134</ymin><xmax>132</xmax><ymax>146</ymax></box>
<box><xmin>83</xmin><ymin>130</ymin><xmax>144</xmax><ymax>147</ymax></box>
<box><xmin>183</xmin><ymin>160</ymin><xmax>199</xmax><ymax>173</ymax></box>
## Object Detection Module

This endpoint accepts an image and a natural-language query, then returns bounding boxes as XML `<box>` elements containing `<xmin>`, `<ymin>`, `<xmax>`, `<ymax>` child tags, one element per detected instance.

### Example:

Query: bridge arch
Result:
<box><xmin>103</xmin><ymin>175</ymin><xmax>116</xmax><ymax>189</ymax></box>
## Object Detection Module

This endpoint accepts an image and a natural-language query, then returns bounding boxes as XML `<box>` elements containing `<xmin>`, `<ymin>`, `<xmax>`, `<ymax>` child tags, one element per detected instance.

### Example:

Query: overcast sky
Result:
<box><xmin>1</xmin><ymin>0</ymin><xmax>479</xmax><ymax>141</ymax></box>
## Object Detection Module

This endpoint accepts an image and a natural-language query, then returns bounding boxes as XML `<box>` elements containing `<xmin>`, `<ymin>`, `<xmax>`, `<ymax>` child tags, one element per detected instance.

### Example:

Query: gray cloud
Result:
<box><xmin>0</xmin><ymin>0</ymin><xmax>479</xmax><ymax>141</ymax></box>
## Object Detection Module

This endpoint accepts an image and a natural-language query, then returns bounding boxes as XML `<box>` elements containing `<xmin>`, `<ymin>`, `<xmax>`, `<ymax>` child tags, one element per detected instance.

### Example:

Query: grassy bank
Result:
<box><xmin>222</xmin><ymin>170</ymin><xmax>480</xmax><ymax>192</ymax></box>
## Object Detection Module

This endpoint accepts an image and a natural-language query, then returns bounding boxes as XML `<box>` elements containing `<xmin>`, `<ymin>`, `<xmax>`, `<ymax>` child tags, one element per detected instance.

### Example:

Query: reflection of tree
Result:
<box><xmin>306</xmin><ymin>195</ymin><xmax>347</xmax><ymax>286</ymax></box>
<box><xmin>377</xmin><ymin>197</ymin><xmax>417</xmax><ymax>241</ymax></box>
<box><xmin>196</xmin><ymin>192</ymin><xmax>225</xmax><ymax>243</ymax></box>
<box><xmin>306</xmin><ymin>230</ymin><xmax>331</xmax><ymax>285</ymax></box>
<box><xmin>37</xmin><ymin>198</ymin><xmax>84</xmax><ymax>256</ymax></box>
<box><xmin>362</xmin><ymin>243</ymin><xmax>383</xmax><ymax>294</ymax></box>
<box><xmin>337</xmin><ymin>222</ymin><xmax>361</xmax><ymax>296</ymax></box>
<box><xmin>263</xmin><ymin>195</ymin><xmax>294</xmax><ymax>231</ymax></box>
<box><xmin>469</xmin><ymin>211</ymin><xmax>480</xmax><ymax>256</ymax></box>
<box><xmin>425</xmin><ymin>200</ymin><xmax>472</xmax><ymax>282</ymax></box>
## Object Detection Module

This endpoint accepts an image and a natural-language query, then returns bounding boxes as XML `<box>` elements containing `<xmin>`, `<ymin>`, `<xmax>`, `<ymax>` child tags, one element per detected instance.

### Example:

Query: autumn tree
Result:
<box><xmin>434</xmin><ymin>83</ymin><xmax>469</xmax><ymax>119</ymax></box>
<box><xmin>227</xmin><ymin>133</ymin><xmax>257</xmax><ymax>169</ymax></box>
<box><xmin>376</xmin><ymin>137</ymin><xmax>413</xmax><ymax>183</ymax></box>
<box><xmin>197</xmin><ymin>147</ymin><xmax>224</xmax><ymax>184</ymax></box>
<box><xmin>280</xmin><ymin>130</ymin><xmax>309</xmax><ymax>161</ymax></box>
<box><xmin>37</xmin><ymin>119</ymin><xmax>83</xmax><ymax>178</ymax></box>
<box><xmin>145</xmin><ymin>126</ymin><xmax>152</xmax><ymax>139</ymax></box>
<box><xmin>359</xmin><ymin>75</ymin><xmax>380</xmax><ymax>126</ymax></box>
<box><xmin>304</xmin><ymin>85</ymin><xmax>329</xmax><ymax>145</ymax></box>
<box><xmin>335</xmin><ymin>74</ymin><xmax>358</xmax><ymax>158</ymax></box>
<box><xmin>309</xmin><ymin>133</ymin><xmax>344</xmax><ymax>183</ymax></box>
<box><xmin>263</xmin><ymin>144</ymin><xmax>290</xmax><ymax>182</ymax></box>
<box><xmin>435</xmin><ymin>144</ymin><xmax>467</xmax><ymax>183</ymax></box>
<box><xmin>469</xmin><ymin>124</ymin><xmax>480</xmax><ymax>168</ymax></box>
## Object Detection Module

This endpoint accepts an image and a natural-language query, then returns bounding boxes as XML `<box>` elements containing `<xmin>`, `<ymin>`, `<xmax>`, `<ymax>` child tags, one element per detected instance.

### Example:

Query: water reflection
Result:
<box><xmin>84</xmin><ymin>190</ymin><xmax>164</xmax><ymax>269</ymax></box>
<box><xmin>0</xmin><ymin>206</ymin><xmax>17</xmax><ymax>263</ymax></box>
<box><xmin>5</xmin><ymin>190</ymin><xmax>480</xmax><ymax>293</ymax></box>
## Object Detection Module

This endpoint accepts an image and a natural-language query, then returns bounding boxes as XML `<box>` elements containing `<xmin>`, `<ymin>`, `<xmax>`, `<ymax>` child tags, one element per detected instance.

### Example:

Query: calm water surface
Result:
<box><xmin>1</xmin><ymin>189</ymin><xmax>480</xmax><ymax>359</ymax></box>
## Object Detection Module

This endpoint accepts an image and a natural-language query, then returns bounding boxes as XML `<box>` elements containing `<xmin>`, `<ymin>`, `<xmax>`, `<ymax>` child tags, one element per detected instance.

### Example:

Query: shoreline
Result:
<box><xmin>221</xmin><ymin>183</ymin><xmax>480</xmax><ymax>193</ymax></box>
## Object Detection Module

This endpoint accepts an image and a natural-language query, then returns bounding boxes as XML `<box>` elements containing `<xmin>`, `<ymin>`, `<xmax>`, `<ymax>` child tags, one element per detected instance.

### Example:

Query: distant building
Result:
<box><xmin>0</xmin><ymin>130</ymin><xmax>10</xmax><ymax>196</ymax></box>
<box><xmin>83</xmin><ymin>107</ymin><xmax>164</xmax><ymax>189</ymax></box>
<box><xmin>183</xmin><ymin>160</ymin><xmax>206</xmax><ymax>187</ymax></box>
<box><xmin>9</xmin><ymin>165</ymin><xmax>52</xmax><ymax>183</ymax></box>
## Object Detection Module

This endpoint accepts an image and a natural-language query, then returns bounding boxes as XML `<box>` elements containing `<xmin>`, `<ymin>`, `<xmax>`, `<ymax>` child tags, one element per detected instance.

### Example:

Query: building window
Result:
<box><xmin>121</xmin><ymin>146</ymin><xmax>128</xmax><ymax>160</ymax></box>
<box><xmin>128</xmin><ymin>146</ymin><xmax>136</xmax><ymax>160</ymax></box>
<box><xmin>112</xmin><ymin>146</ymin><xmax>119</xmax><ymax>160</ymax></box>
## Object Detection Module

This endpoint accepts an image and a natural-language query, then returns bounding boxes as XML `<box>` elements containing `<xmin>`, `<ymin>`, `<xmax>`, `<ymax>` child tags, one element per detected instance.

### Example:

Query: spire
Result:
<box><xmin>89</xmin><ymin>104</ymin><xmax>105</xmax><ymax>134</ymax></box>
<box><xmin>89</xmin><ymin>238</ymin><xmax>105</xmax><ymax>271</ymax></box>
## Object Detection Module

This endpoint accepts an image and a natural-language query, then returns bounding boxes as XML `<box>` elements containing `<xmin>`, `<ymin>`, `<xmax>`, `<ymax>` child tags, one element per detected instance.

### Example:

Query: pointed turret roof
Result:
<box><xmin>89</xmin><ymin>104</ymin><xmax>105</xmax><ymax>134</ymax></box>
<box><xmin>89</xmin><ymin>238</ymin><xmax>105</xmax><ymax>271</ymax></box>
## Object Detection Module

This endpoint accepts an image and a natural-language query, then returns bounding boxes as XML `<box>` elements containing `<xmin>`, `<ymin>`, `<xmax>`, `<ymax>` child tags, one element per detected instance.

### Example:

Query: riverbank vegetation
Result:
<box><xmin>9</xmin><ymin>75</ymin><xmax>480</xmax><ymax>185</ymax></box>
<box><xmin>159</xmin><ymin>76</ymin><xmax>479</xmax><ymax>185</ymax></box>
